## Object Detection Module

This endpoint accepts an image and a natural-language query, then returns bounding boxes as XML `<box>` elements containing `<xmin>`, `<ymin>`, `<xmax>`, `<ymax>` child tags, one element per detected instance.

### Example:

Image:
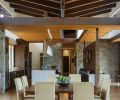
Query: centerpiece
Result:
<box><xmin>56</xmin><ymin>75</ymin><xmax>70</xmax><ymax>86</ymax></box>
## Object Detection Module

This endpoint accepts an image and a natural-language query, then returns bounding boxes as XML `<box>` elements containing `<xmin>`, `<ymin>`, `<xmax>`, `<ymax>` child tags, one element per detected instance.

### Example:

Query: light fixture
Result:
<box><xmin>47</xmin><ymin>29</ymin><xmax>52</xmax><ymax>40</ymax></box>
<box><xmin>0</xmin><ymin>14</ymin><xmax>4</xmax><ymax>18</ymax></box>
<box><xmin>47</xmin><ymin>45</ymin><xmax>53</xmax><ymax>56</ymax></box>
<box><xmin>77</xmin><ymin>30</ymin><xmax>84</xmax><ymax>38</ymax></box>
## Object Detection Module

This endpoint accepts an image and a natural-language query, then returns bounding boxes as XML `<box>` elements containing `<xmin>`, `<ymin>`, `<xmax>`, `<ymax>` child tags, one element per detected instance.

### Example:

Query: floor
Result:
<box><xmin>0</xmin><ymin>86</ymin><xmax>120</xmax><ymax>100</ymax></box>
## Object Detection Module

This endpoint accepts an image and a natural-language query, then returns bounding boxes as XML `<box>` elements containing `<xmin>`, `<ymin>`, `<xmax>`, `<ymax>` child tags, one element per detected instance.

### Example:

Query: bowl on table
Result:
<box><xmin>56</xmin><ymin>75</ymin><xmax>70</xmax><ymax>86</ymax></box>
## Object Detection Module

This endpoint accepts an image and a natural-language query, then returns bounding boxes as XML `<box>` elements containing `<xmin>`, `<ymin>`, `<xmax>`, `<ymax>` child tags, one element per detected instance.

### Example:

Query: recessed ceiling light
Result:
<box><xmin>0</xmin><ymin>14</ymin><xmax>4</xmax><ymax>18</ymax></box>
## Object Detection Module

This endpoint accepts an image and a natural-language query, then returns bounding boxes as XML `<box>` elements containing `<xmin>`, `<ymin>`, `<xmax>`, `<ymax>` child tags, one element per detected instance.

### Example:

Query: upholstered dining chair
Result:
<box><xmin>100</xmin><ymin>78</ymin><xmax>111</xmax><ymax>100</ymax></box>
<box><xmin>69</xmin><ymin>74</ymin><xmax>81</xmax><ymax>83</ymax></box>
<box><xmin>14</xmin><ymin>77</ymin><xmax>34</xmax><ymax>100</ymax></box>
<box><xmin>35</xmin><ymin>82</ymin><xmax>55</xmax><ymax>100</ymax></box>
<box><xmin>73</xmin><ymin>82</ymin><xmax>94</xmax><ymax>100</ymax></box>
<box><xmin>95</xmin><ymin>78</ymin><xmax>111</xmax><ymax>100</ymax></box>
<box><xmin>21</xmin><ymin>75</ymin><xmax>35</xmax><ymax>98</ymax></box>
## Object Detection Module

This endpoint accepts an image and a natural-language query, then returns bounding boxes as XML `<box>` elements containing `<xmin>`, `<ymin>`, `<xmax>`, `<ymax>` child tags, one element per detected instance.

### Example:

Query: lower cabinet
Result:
<box><xmin>9</xmin><ymin>70</ymin><xmax>24</xmax><ymax>88</ymax></box>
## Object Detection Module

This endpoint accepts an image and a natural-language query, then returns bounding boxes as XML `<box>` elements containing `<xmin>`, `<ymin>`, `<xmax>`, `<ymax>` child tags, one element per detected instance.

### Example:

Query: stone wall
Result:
<box><xmin>99</xmin><ymin>41</ymin><xmax>120</xmax><ymax>81</ymax></box>
<box><xmin>43</xmin><ymin>43</ymin><xmax>62</xmax><ymax>70</ymax></box>
<box><xmin>76</xmin><ymin>42</ymin><xmax>84</xmax><ymax>73</ymax></box>
<box><xmin>0</xmin><ymin>30</ymin><xmax>6</xmax><ymax>93</ymax></box>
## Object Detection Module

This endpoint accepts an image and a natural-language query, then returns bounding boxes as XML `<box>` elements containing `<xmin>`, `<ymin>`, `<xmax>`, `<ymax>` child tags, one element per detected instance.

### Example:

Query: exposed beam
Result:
<box><xmin>10</xmin><ymin>4</ymin><xmax>60</xmax><ymax>17</ymax></box>
<box><xmin>1</xmin><ymin>17</ymin><xmax>120</xmax><ymax>25</ymax></box>
<box><xmin>66</xmin><ymin>1</ymin><xmax>117</xmax><ymax>14</ymax></box>
<box><xmin>14</xmin><ymin>9</ymin><xmax>43</xmax><ymax>17</ymax></box>
<box><xmin>79</xmin><ymin>9</ymin><xmax>111</xmax><ymax>17</ymax></box>
<box><xmin>23</xmin><ymin>0</ymin><xmax>60</xmax><ymax>9</ymax></box>
<box><xmin>66</xmin><ymin>0</ymin><xmax>103</xmax><ymax>9</ymax></box>
<box><xmin>5</xmin><ymin>0</ymin><xmax>60</xmax><ymax>14</ymax></box>
<box><xmin>66</xmin><ymin>4</ymin><xmax>115</xmax><ymax>17</ymax></box>
<box><xmin>66</xmin><ymin>0</ymin><xmax>119</xmax><ymax>10</ymax></box>
<box><xmin>60</xmin><ymin>0</ymin><xmax>65</xmax><ymax>17</ymax></box>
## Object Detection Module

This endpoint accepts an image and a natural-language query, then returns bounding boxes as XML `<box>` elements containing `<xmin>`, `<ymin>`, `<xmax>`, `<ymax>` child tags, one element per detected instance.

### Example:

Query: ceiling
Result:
<box><xmin>5</xmin><ymin>25</ymin><xmax>120</xmax><ymax>43</ymax></box>
<box><xmin>4</xmin><ymin>0</ymin><xmax>119</xmax><ymax>17</ymax></box>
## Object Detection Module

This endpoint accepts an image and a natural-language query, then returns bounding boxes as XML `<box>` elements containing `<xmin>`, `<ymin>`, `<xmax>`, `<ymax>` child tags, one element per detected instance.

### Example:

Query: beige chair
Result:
<box><xmin>95</xmin><ymin>78</ymin><xmax>111</xmax><ymax>100</ymax></box>
<box><xmin>35</xmin><ymin>82</ymin><xmax>55</xmax><ymax>100</ymax></box>
<box><xmin>14</xmin><ymin>78</ymin><xmax>34</xmax><ymax>100</ymax></box>
<box><xmin>48</xmin><ymin>74</ymin><xmax>59</xmax><ymax>82</ymax></box>
<box><xmin>21</xmin><ymin>75</ymin><xmax>35</xmax><ymax>98</ymax></box>
<box><xmin>100</xmin><ymin>78</ymin><xmax>111</xmax><ymax>100</ymax></box>
<box><xmin>73</xmin><ymin>82</ymin><xmax>94</xmax><ymax>100</ymax></box>
<box><xmin>69</xmin><ymin>74</ymin><xmax>81</xmax><ymax>83</ymax></box>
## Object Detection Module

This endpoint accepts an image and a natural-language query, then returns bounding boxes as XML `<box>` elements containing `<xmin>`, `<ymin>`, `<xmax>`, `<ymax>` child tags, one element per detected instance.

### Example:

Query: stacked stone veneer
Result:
<box><xmin>43</xmin><ymin>43</ymin><xmax>62</xmax><ymax>70</ymax></box>
<box><xmin>0</xmin><ymin>30</ymin><xmax>5</xmax><ymax>93</ymax></box>
<box><xmin>76</xmin><ymin>42</ymin><xmax>84</xmax><ymax>73</ymax></box>
<box><xmin>99</xmin><ymin>41</ymin><xmax>120</xmax><ymax>81</ymax></box>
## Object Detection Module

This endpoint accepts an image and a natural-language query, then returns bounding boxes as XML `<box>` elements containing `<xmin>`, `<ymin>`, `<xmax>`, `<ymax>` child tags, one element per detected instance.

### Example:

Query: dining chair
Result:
<box><xmin>73</xmin><ymin>82</ymin><xmax>94</xmax><ymax>100</ymax></box>
<box><xmin>14</xmin><ymin>77</ymin><xmax>34</xmax><ymax>100</ymax></box>
<box><xmin>35</xmin><ymin>82</ymin><xmax>55</xmax><ymax>100</ymax></box>
<box><xmin>100</xmin><ymin>78</ymin><xmax>111</xmax><ymax>100</ymax></box>
<box><xmin>21</xmin><ymin>75</ymin><xmax>35</xmax><ymax>98</ymax></box>
<box><xmin>95</xmin><ymin>77</ymin><xmax>111</xmax><ymax>100</ymax></box>
<box><xmin>69</xmin><ymin>74</ymin><xmax>81</xmax><ymax>83</ymax></box>
<box><xmin>48</xmin><ymin>74</ymin><xmax>59</xmax><ymax>82</ymax></box>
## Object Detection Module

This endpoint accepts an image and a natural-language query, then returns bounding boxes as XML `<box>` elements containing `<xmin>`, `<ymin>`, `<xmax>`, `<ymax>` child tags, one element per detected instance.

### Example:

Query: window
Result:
<box><xmin>9</xmin><ymin>45</ymin><xmax>14</xmax><ymax>70</ymax></box>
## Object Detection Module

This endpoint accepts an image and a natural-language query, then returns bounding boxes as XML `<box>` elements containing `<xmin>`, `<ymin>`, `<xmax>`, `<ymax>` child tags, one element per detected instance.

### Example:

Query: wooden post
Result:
<box><xmin>95</xmin><ymin>28</ymin><xmax>100</xmax><ymax>85</ymax></box>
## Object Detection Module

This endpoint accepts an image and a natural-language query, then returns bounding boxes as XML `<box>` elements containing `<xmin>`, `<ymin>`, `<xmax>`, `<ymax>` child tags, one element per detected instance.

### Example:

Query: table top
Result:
<box><xmin>26</xmin><ymin>83</ymin><xmax>73</xmax><ymax>94</ymax></box>
<box><xmin>55</xmin><ymin>84</ymin><xmax>73</xmax><ymax>94</ymax></box>
<box><xmin>26</xmin><ymin>83</ymin><xmax>98</xmax><ymax>95</ymax></box>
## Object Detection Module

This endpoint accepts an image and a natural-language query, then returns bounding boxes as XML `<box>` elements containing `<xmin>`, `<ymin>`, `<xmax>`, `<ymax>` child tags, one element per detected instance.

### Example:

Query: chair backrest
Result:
<box><xmin>73</xmin><ymin>82</ymin><xmax>94</xmax><ymax>100</ymax></box>
<box><xmin>69</xmin><ymin>74</ymin><xmax>81</xmax><ymax>83</ymax></box>
<box><xmin>101</xmin><ymin>78</ymin><xmax>111</xmax><ymax>100</ymax></box>
<box><xmin>21</xmin><ymin>75</ymin><xmax>29</xmax><ymax>88</ymax></box>
<box><xmin>14</xmin><ymin>78</ymin><xmax>24</xmax><ymax>100</ymax></box>
<box><xmin>47</xmin><ymin>74</ymin><xmax>59</xmax><ymax>82</ymax></box>
<box><xmin>35</xmin><ymin>82</ymin><xmax>55</xmax><ymax>100</ymax></box>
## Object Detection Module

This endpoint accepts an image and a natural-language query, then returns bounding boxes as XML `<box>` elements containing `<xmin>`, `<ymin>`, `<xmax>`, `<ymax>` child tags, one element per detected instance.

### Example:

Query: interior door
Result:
<box><xmin>63</xmin><ymin>56</ymin><xmax>69</xmax><ymax>75</ymax></box>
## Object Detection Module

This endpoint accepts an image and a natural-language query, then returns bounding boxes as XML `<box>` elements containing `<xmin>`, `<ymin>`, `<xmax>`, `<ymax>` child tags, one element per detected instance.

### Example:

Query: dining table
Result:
<box><xmin>26</xmin><ymin>83</ymin><xmax>73</xmax><ymax>100</ymax></box>
<box><xmin>25</xmin><ymin>83</ymin><xmax>99</xmax><ymax>100</ymax></box>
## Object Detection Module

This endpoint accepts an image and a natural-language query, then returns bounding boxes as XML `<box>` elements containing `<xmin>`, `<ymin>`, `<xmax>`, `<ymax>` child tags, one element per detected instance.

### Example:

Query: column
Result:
<box><xmin>0</xmin><ymin>29</ymin><xmax>6</xmax><ymax>93</ymax></box>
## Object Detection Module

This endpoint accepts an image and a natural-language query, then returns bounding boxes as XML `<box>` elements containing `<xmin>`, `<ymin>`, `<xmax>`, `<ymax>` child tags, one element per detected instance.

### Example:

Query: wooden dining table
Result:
<box><xmin>26</xmin><ymin>83</ymin><xmax>73</xmax><ymax>100</ymax></box>
<box><xmin>26</xmin><ymin>83</ymin><xmax>99</xmax><ymax>100</ymax></box>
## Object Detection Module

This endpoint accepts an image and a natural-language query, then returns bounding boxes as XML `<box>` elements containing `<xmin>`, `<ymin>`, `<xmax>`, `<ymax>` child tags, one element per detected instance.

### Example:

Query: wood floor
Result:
<box><xmin>0</xmin><ymin>86</ymin><xmax>120</xmax><ymax>100</ymax></box>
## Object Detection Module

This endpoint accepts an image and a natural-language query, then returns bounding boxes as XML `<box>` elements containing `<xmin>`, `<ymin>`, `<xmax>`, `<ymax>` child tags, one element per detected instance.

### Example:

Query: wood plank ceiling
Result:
<box><xmin>5</xmin><ymin>25</ymin><xmax>120</xmax><ymax>43</ymax></box>
<box><xmin>4</xmin><ymin>0</ymin><xmax>119</xmax><ymax>17</ymax></box>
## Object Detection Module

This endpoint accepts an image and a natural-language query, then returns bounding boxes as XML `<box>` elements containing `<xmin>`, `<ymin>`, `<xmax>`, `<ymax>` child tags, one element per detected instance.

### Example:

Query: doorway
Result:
<box><xmin>62</xmin><ymin>49</ymin><xmax>76</xmax><ymax>75</ymax></box>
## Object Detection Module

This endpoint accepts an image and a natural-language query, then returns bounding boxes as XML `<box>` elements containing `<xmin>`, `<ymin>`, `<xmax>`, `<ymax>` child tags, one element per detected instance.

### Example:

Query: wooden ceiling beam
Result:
<box><xmin>79</xmin><ymin>9</ymin><xmax>111</xmax><ymax>17</ymax></box>
<box><xmin>5</xmin><ymin>0</ymin><xmax>60</xmax><ymax>14</ymax></box>
<box><xmin>66</xmin><ymin>4</ymin><xmax>115</xmax><ymax>17</ymax></box>
<box><xmin>66</xmin><ymin>0</ymin><xmax>119</xmax><ymax>9</ymax></box>
<box><xmin>14</xmin><ymin>9</ymin><xmax>43</xmax><ymax>17</ymax></box>
<box><xmin>23</xmin><ymin>0</ymin><xmax>60</xmax><ymax>9</ymax></box>
<box><xmin>10</xmin><ymin>4</ymin><xmax>59</xmax><ymax>17</ymax></box>
<box><xmin>66</xmin><ymin>1</ymin><xmax>117</xmax><ymax>14</ymax></box>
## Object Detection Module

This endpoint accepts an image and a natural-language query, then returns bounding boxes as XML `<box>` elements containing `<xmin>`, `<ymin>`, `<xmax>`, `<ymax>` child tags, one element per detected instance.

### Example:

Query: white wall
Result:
<box><xmin>29</xmin><ymin>43</ymin><xmax>43</xmax><ymax>70</ymax></box>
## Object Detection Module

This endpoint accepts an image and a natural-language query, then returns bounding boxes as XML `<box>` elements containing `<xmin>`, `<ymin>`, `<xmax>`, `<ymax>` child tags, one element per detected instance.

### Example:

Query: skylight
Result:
<box><xmin>77</xmin><ymin>30</ymin><xmax>84</xmax><ymax>38</ymax></box>
<box><xmin>5</xmin><ymin>30</ymin><xmax>19</xmax><ymax>40</ymax></box>
<box><xmin>102</xmin><ymin>30</ymin><xmax>120</xmax><ymax>39</ymax></box>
